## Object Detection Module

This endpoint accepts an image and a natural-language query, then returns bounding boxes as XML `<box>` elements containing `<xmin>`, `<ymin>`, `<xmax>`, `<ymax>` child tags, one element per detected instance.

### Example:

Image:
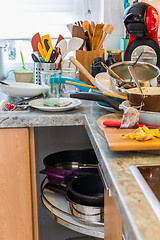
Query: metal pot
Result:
<box><xmin>67</xmin><ymin>194</ymin><xmax>104</xmax><ymax>222</ymax></box>
<box><xmin>0</xmin><ymin>45</ymin><xmax>8</xmax><ymax>80</ymax></box>
<box><xmin>66</xmin><ymin>173</ymin><xmax>104</xmax><ymax>222</ymax></box>
<box><xmin>108</xmin><ymin>61</ymin><xmax>160</xmax><ymax>92</ymax></box>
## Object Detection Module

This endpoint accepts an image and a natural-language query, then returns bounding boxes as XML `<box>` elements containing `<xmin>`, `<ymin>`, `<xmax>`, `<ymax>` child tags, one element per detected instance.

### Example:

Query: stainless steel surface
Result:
<box><xmin>108</xmin><ymin>61</ymin><xmax>159</xmax><ymax>92</ymax></box>
<box><xmin>0</xmin><ymin>45</ymin><xmax>8</xmax><ymax>80</ymax></box>
<box><xmin>33</xmin><ymin>62</ymin><xmax>61</xmax><ymax>85</ymax></box>
<box><xmin>98</xmin><ymin>163</ymin><xmax>111</xmax><ymax>197</ymax></box>
<box><xmin>129</xmin><ymin>164</ymin><xmax>160</xmax><ymax>221</ymax></box>
<box><xmin>41</xmin><ymin>187</ymin><xmax>104</xmax><ymax>238</ymax></box>
<box><xmin>53</xmin><ymin>162</ymin><xmax>97</xmax><ymax>170</ymax></box>
<box><xmin>67</xmin><ymin>196</ymin><xmax>104</xmax><ymax>222</ymax></box>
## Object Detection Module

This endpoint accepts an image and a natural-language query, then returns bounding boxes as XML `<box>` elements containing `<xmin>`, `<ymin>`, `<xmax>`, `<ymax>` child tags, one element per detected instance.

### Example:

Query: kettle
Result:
<box><xmin>0</xmin><ymin>45</ymin><xmax>8</xmax><ymax>80</ymax></box>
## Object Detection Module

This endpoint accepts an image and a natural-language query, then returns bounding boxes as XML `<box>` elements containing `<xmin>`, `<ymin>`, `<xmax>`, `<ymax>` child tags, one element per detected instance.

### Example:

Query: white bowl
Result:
<box><xmin>95</xmin><ymin>72</ymin><xmax>113</xmax><ymax>92</ymax></box>
<box><xmin>0</xmin><ymin>81</ymin><xmax>43</xmax><ymax>97</ymax></box>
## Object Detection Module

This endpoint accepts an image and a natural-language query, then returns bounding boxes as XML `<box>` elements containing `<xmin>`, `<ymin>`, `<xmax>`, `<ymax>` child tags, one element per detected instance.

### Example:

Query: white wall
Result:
<box><xmin>103</xmin><ymin>0</ymin><xmax>124</xmax><ymax>50</ymax></box>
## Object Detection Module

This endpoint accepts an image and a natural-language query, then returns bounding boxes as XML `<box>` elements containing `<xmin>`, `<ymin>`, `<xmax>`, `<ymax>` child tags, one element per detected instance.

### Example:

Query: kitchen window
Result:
<box><xmin>0</xmin><ymin>0</ymin><xmax>103</xmax><ymax>64</ymax></box>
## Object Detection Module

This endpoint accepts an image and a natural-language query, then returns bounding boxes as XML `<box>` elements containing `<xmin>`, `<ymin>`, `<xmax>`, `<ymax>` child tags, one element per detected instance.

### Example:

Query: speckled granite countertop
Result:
<box><xmin>0</xmin><ymin>100</ymin><xmax>160</xmax><ymax>240</ymax></box>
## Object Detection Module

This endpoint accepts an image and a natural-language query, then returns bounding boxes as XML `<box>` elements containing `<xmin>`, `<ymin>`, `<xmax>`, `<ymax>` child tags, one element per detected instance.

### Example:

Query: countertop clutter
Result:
<box><xmin>1</xmin><ymin>11</ymin><xmax>160</xmax><ymax>240</ymax></box>
<box><xmin>0</xmin><ymin>101</ymin><xmax>160</xmax><ymax>240</ymax></box>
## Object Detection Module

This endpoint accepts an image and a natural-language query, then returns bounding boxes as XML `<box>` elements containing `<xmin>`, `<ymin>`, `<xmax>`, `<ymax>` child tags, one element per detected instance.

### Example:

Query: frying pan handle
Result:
<box><xmin>70</xmin><ymin>92</ymin><xmax>121</xmax><ymax>111</ymax></box>
<box><xmin>40</xmin><ymin>169</ymin><xmax>66</xmax><ymax>179</ymax></box>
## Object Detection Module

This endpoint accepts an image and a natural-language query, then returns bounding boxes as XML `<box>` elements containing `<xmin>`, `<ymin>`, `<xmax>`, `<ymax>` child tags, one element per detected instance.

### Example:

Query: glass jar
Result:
<box><xmin>107</xmin><ymin>50</ymin><xmax>123</xmax><ymax>66</ymax></box>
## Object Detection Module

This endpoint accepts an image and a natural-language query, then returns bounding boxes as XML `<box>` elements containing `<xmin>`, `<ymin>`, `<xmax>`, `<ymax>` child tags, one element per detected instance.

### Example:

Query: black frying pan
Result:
<box><xmin>67</xmin><ymin>173</ymin><xmax>104</xmax><ymax>207</ymax></box>
<box><xmin>40</xmin><ymin>149</ymin><xmax>98</xmax><ymax>188</ymax></box>
<box><xmin>70</xmin><ymin>92</ymin><xmax>122</xmax><ymax>111</ymax></box>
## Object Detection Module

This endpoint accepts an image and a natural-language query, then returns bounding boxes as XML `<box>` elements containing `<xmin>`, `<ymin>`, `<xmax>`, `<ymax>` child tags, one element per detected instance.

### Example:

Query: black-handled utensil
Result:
<box><xmin>0</xmin><ymin>81</ymin><xmax>9</xmax><ymax>86</ymax></box>
<box><xmin>49</xmin><ymin>48</ymin><xmax>57</xmax><ymax>63</ymax></box>
<box><xmin>44</xmin><ymin>39</ymin><xmax>50</xmax><ymax>52</ymax></box>
<box><xmin>70</xmin><ymin>92</ymin><xmax>121</xmax><ymax>111</ymax></box>
<box><xmin>129</xmin><ymin>52</ymin><xmax>144</xmax><ymax>82</ymax></box>
<box><xmin>31</xmin><ymin>53</ymin><xmax>40</xmax><ymax>62</ymax></box>
<box><xmin>84</xmin><ymin>30</ymin><xmax>91</xmax><ymax>51</ymax></box>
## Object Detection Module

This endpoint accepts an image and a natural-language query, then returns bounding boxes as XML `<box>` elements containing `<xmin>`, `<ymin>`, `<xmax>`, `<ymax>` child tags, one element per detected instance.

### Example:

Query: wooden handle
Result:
<box><xmin>101</xmin><ymin>62</ymin><xmax>124</xmax><ymax>83</ymax></box>
<box><xmin>102</xmin><ymin>91</ymin><xmax>127</xmax><ymax>100</ymax></box>
<box><xmin>65</xmin><ymin>80</ymin><xmax>97</xmax><ymax>89</ymax></box>
<box><xmin>96</xmin><ymin>24</ymin><xmax>114</xmax><ymax>50</ymax></box>
<box><xmin>128</xmin><ymin>66</ymin><xmax>143</xmax><ymax>95</ymax></box>
<box><xmin>69</xmin><ymin>56</ymin><xmax>96</xmax><ymax>87</ymax></box>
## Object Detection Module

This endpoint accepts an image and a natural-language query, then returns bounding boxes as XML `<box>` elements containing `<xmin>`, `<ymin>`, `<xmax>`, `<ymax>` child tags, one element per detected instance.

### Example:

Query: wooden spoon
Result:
<box><xmin>128</xmin><ymin>66</ymin><xmax>143</xmax><ymax>95</ymax></box>
<box><xmin>83</xmin><ymin>20</ymin><xmax>92</xmax><ymax>49</ymax></box>
<box><xmin>90</xmin><ymin>21</ymin><xmax>96</xmax><ymax>36</ymax></box>
<box><xmin>69</xmin><ymin>56</ymin><xmax>97</xmax><ymax>87</ymax></box>
<box><xmin>96</xmin><ymin>23</ymin><xmax>114</xmax><ymax>50</ymax></box>
<box><xmin>102</xmin><ymin>91</ymin><xmax>127</xmax><ymax>100</ymax></box>
<box><xmin>101</xmin><ymin>62</ymin><xmax>124</xmax><ymax>83</ymax></box>
<box><xmin>92</xmin><ymin>24</ymin><xmax>104</xmax><ymax>50</ymax></box>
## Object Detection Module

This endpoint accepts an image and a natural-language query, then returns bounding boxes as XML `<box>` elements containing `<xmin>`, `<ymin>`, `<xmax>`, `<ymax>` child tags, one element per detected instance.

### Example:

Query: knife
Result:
<box><xmin>103</xmin><ymin>120</ymin><xmax>156</xmax><ymax>129</ymax></box>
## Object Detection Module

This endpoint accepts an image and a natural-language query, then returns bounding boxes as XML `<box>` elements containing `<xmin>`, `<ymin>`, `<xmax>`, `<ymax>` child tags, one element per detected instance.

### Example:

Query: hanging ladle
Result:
<box><xmin>128</xmin><ymin>66</ymin><xmax>143</xmax><ymax>95</ymax></box>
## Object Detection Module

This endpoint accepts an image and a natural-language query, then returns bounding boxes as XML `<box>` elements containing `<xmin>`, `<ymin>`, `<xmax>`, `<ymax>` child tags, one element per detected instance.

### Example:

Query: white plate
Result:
<box><xmin>96</xmin><ymin>102</ymin><xmax>117</xmax><ymax>113</ymax></box>
<box><xmin>29</xmin><ymin>98</ymin><xmax>82</xmax><ymax>112</ymax></box>
<box><xmin>119</xmin><ymin>100</ymin><xmax>160</xmax><ymax>127</ymax></box>
<box><xmin>0</xmin><ymin>81</ymin><xmax>43</xmax><ymax>97</ymax></box>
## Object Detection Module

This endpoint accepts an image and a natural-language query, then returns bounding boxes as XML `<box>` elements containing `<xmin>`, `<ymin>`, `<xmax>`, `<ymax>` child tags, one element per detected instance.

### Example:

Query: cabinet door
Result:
<box><xmin>104</xmin><ymin>190</ymin><xmax>122</xmax><ymax>240</ymax></box>
<box><xmin>0</xmin><ymin>128</ymin><xmax>33</xmax><ymax>240</ymax></box>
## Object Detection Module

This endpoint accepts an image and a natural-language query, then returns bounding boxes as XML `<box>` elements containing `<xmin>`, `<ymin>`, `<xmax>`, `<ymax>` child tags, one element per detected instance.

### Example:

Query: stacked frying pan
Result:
<box><xmin>40</xmin><ymin>149</ymin><xmax>104</xmax><ymax>222</ymax></box>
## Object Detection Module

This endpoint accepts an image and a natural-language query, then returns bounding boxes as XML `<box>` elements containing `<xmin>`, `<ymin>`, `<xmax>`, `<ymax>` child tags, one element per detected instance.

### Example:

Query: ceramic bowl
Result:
<box><xmin>127</xmin><ymin>87</ymin><xmax>160</xmax><ymax>112</ymax></box>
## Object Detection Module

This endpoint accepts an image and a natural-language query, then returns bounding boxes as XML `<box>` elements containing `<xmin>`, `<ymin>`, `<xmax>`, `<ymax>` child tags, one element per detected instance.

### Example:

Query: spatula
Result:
<box><xmin>96</xmin><ymin>23</ymin><xmax>114</xmax><ymax>50</ymax></box>
<box><xmin>128</xmin><ymin>66</ymin><xmax>144</xmax><ymax>95</ymax></box>
<box><xmin>92</xmin><ymin>24</ymin><xmax>104</xmax><ymax>50</ymax></box>
<box><xmin>90</xmin><ymin>21</ymin><xmax>96</xmax><ymax>36</ymax></box>
<box><xmin>72</xmin><ymin>25</ymin><xmax>85</xmax><ymax>50</ymax></box>
<box><xmin>62</xmin><ymin>37</ymin><xmax>84</xmax><ymax>59</ymax></box>
<box><xmin>55</xmin><ymin>34</ymin><xmax>64</xmax><ymax>47</ymax></box>
<box><xmin>31</xmin><ymin>32</ymin><xmax>42</xmax><ymax>57</ymax></box>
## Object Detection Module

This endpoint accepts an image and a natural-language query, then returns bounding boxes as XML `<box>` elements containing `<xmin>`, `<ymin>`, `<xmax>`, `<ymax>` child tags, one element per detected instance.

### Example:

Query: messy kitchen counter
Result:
<box><xmin>0</xmin><ymin>99</ymin><xmax>160</xmax><ymax>240</ymax></box>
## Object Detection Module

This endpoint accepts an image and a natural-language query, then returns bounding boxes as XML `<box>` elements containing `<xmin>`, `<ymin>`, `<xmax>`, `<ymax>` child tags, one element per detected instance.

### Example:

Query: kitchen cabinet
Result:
<box><xmin>104</xmin><ymin>191</ymin><xmax>122</xmax><ymax>240</ymax></box>
<box><xmin>0</xmin><ymin>128</ymin><xmax>38</xmax><ymax>240</ymax></box>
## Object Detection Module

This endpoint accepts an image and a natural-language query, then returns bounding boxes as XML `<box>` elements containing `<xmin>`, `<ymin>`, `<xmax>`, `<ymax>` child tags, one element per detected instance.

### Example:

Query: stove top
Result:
<box><xmin>129</xmin><ymin>164</ymin><xmax>160</xmax><ymax>221</ymax></box>
<box><xmin>138</xmin><ymin>166</ymin><xmax>160</xmax><ymax>202</ymax></box>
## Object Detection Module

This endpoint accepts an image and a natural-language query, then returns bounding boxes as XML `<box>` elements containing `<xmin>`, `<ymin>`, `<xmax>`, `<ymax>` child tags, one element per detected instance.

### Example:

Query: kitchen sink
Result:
<box><xmin>129</xmin><ymin>164</ymin><xmax>160</xmax><ymax>221</ymax></box>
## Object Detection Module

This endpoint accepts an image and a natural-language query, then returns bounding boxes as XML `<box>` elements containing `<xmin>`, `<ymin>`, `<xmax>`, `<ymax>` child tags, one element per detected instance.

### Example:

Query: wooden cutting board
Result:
<box><xmin>97</xmin><ymin>113</ymin><xmax>160</xmax><ymax>152</ymax></box>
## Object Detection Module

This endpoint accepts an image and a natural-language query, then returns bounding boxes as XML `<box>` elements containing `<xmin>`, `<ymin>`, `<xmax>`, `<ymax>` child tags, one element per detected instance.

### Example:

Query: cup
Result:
<box><xmin>41</xmin><ymin>70</ymin><xmax>62</xmax><ymax>107</ymax></box>
<box><xmin>61</xmin><ymin>67</ymin><xmax>79</xmax><ymax>95</ymax></box>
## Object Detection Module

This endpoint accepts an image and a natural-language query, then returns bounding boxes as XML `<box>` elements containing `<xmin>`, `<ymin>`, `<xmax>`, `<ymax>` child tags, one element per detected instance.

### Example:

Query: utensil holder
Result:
<box><xmin>33</xmin><ymin>62</ymin><xmax>61</xmax><ymax>85</ymax></box>
<box><xmin>76</xmin><ymin>49</ymin><xmax>104</xmax><ymax>85</ymax></box>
